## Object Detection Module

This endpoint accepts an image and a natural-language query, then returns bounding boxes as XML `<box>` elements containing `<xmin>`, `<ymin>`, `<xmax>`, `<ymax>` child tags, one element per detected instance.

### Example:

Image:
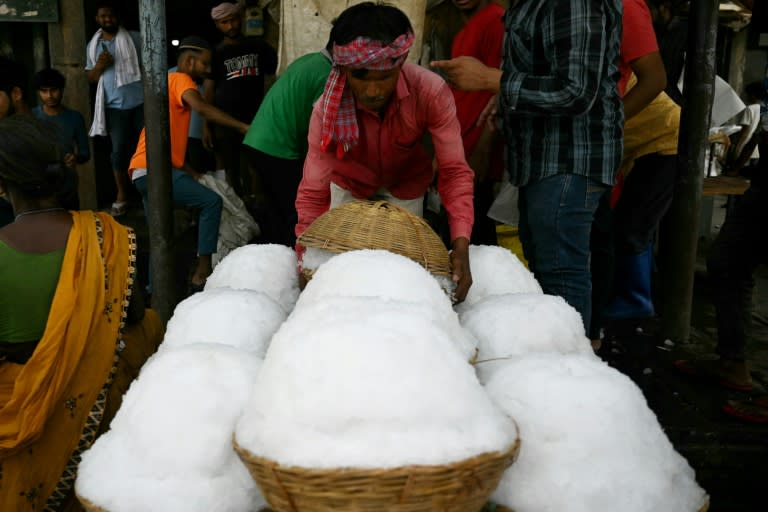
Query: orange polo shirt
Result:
<box><xmin>128</xmin><ymin>72</ymin><xmax>197</xmax><ymax>177</ymax></box>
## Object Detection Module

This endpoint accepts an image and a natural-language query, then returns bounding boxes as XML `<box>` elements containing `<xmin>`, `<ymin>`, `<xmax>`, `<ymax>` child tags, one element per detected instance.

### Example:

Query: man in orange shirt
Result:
<box><xmin>128</xmin><ymin>36</ymin><xmax>249</xmax><ymax>291</ymax></box>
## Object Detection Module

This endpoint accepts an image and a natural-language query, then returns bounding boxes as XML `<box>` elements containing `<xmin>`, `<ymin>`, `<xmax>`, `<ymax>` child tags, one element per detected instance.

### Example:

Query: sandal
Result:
<box><xmin>723</xmin><ymin>396</ymin><xmax>768</xmax><ymax>424</ymax></box>
<box><xmin>674</xmin><ymin>359</ymin><xmax>754</xmax><ymax>392</ymax></box>
<box><xmin>110</xmin><ymin>201</ymin><xmax>128</xmax><ymax>217</ymax></box>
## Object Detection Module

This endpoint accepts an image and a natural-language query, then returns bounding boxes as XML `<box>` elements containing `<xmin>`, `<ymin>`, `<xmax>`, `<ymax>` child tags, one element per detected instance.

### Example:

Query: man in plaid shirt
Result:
<box><xmin>432</xmin><ymin>0</ymin><xmax>624</xmax><ymax>337</ymax></box>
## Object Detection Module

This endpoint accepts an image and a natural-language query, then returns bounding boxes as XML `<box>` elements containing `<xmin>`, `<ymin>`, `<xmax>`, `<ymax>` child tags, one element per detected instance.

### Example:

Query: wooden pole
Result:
<box><xmin>138</xmin><ymin>0</ymin><xmax>176</xmax><ymax>323</ymax></box>
<box><xmin>658</xmin><ymin>0</ymin><xmax>719</xmax><ymax>343</ymax></box>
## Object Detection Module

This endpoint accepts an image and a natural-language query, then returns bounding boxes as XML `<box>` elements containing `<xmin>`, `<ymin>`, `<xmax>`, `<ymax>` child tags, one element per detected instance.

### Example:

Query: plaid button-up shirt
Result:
<box><xmin>499</xmin><ymin>0</ymin><xmax>624</xmax><ymax>187</ymax></box>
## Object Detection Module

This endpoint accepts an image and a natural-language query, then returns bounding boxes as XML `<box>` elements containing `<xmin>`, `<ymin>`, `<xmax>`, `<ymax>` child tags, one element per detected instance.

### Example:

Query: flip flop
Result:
<box><xmin>723</xmin><ymin>398</ymin><xmax>768</xmax><ymax>424</ymax></box>
<box><xmin>674</xmin><ymin>359</ymin><xmax>754</xmax><ymax>392</ymax></box>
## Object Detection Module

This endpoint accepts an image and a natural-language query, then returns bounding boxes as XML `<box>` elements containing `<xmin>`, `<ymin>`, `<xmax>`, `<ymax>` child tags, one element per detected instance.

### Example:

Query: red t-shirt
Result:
<box><xmin>619</xmin><ymin>0</ymin><xmax>659</xmax><ymax>96</ymax></box>
<box><xmin>450</xmin><ymin>2</ymin><xmax>505</xmax><ymax>156</ymax></box>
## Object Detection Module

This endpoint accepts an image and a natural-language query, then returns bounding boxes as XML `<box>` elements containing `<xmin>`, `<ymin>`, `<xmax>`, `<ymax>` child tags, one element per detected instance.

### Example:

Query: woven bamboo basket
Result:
<box><xmin>298</xmin><ymin>200</ymin><xmax>451</xmax><ymax>280</ymax></box>
<box><xmin>233</xmin><ymin>435</ymin><xmax>521</xmax><ymax>512</ymax></box>
<box><xmin>78</xmin><ymin>495</ymin><xmax>107</xmax><ymax>512</ymax></box>
<box><xmin>77</xmin><ymin>493</ymin><xmax>274</xmax><ymax>512</ymax></box>
<box><xmin>494</xmin><ymin>498</ymin><xmax>709</xmax><ymax>511</ymax></box>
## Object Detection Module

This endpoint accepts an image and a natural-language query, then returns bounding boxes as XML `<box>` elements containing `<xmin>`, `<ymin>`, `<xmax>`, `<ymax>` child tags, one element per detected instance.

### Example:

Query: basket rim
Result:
<box><xmin>297</xmin><ymin>199</ymin><xmax>452</xmax><ymax>278</ymax></box>
<box><xmin>233</xmin><ymin>434</ymin><xmax>520</xmax><ymax>476</ymax></box>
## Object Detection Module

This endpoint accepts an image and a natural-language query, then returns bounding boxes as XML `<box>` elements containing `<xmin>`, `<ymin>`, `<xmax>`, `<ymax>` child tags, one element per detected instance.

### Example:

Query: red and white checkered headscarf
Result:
<box><xmin>319</xmin><ymin>31</ymin><xmax>415</xmax><ymax>158</ymax></box>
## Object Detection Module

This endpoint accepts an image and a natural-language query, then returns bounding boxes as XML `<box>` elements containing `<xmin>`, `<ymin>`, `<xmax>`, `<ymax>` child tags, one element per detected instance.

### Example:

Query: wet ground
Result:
<box><xmin>599</xmin><ymin>197</ymin><xmax>767</xmax><ymax>512</ymax></box>
<box><xmin>114</xmin><ymin>194</ymin><xmax>766</xmax><ymax>512</ymax></box>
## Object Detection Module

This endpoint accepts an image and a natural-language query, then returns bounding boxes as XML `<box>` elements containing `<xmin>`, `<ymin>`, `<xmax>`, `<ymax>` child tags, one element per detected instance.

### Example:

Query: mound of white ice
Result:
<box><xmin>205</xmin><ymin>244</ymin><xmax>299</xmax><ymax>312</ymax></box>
<box><xmin>458</xmin><ymin>245</ymin><xmax>541</xmax><ymax>313</ymax></box>
<box><xmin>299</xmin><ymin>249</ymin><xmax>452</xmax><ymax>311</ymax></box>
<box><xmin>485</xmin><ymin>354</ymin><xmax>709</xmax><ymax>512</ymax></box>
<box><xmin>76</xmin><ymin>344</ymin><xmax>265</xmax><ymax>512</ymax></box>
<box><xmin>236</xmin><ymin>308</ymin><xmax>516</xmax><ymax>469</ymax></box>
<box><xmin>459</xmin><ymin>293</ymin><xmax>592</xmax><ymax>383</ymax></box>
<box><xmin>162</xmin><ymin>288</ymin><xmax>285</xmax><ymax>358</ymax></box>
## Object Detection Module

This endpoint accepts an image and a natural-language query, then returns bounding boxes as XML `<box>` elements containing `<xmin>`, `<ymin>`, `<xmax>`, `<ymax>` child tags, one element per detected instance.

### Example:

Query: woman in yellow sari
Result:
<box><xmin>0</xmin><ymin>116</ymin><xmax>163</xmax><ymax>510</ymax></box>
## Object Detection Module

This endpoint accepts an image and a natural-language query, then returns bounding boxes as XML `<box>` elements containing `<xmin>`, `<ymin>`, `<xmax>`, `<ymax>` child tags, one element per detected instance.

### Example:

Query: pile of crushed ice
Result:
<box><xmin>236</xmin><ymin>251</ymin><xmax>515</xmax><ymax>468</ymax></box>
<box><xmin>75</xmin><ymin>244</ymin><xmax>299</xmax><ymax>512</ymax></box>
<box><xmin>75</xmin><ymin>243</ymin><xmax>706</xmax><ymax>512</ymax></box>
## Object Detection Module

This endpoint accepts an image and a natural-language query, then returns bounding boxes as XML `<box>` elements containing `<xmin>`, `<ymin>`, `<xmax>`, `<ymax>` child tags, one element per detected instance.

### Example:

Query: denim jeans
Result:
<box><xmin>133</xmin><ymin>169</ymin><xmax>222</xmax><ymax>256</ymax></box>
<box><xmin>105</xmin><ymin>105</ymin><xmax>144</xmax><ymax>173</ymax></box>
<box><xmin>518</xmin><ymin>174</ymin><xmax>608</xmax><ymax>335</ymax></box>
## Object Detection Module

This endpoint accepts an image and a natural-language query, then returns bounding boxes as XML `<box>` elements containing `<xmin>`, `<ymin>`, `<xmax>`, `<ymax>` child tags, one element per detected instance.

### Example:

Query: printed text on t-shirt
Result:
<box><xmin>225</xmin><ymin>54</ymin><xmax>260</xmax><ymax>80</ymax></box>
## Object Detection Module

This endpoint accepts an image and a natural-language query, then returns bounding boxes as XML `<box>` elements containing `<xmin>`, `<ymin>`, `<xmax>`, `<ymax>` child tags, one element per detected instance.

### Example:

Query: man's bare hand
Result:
<box><xmin>430</xmin><ymin>56</ymin><xmax>501</xmax><ymax>93</ymax></box>
<box><xmin>63</xmin><ymin>153</ymin><xmax>77</xmax><ymax>168</ymax></box>
<box><xmin>96</xmin><ymin>50</ymin><xmax>114</xmax><ymax>70</ymax></box>
<box><xmin>450</xmin><ymin>237</ymin><xmax>472</xmax><ymax>303</ymax></box>
<box><xmin>477</xmin><ymin>94</ymin><xmax>499</xmax><ymax>131</ymax></box>
<box><xmin>202</xmin><ymin>123</ymin><xmax>214</xmax><ymax>151</ymax></box>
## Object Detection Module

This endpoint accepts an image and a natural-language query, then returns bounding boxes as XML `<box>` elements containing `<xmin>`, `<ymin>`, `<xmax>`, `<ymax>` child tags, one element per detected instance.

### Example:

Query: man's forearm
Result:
<box><xmin>198</xmin><ymin>103</ymin><xmax>248</xmax><ymax>134</ymax></box>
<box><xmin>86</xmin><ymin>65</ymin><xmax>105</xmax><ymax>84</ymax></box>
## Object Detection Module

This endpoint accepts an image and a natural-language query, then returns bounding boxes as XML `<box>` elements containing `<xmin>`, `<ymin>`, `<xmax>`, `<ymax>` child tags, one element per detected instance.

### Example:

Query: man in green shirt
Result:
<box><xmin>242</xmin><ymin>40</ymin><xmax>333</xmax><ymax>246</ymax></box>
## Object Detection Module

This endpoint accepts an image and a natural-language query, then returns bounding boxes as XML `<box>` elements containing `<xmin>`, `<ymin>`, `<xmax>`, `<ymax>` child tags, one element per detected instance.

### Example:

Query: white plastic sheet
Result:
<box><xmin>198</xmin><ymin>174</ymin><xmax>260</xmax><ymax>267</ymax></box>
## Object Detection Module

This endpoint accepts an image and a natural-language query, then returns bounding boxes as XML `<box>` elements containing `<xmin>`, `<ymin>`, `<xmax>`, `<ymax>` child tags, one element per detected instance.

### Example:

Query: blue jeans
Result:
<box><xmin>518</xmin><ymin>174</ymin><xmax>608</xmax><ymax>335</ymax></box>
<box><xmin>106</xmin><ymin>105</ymin><xmax>144</xmax><ymax>172</ymax></box>
<box><xmin>134</xmin><ymin>169</ymin><xmax>222</xmax><ymax>255</ymax></box>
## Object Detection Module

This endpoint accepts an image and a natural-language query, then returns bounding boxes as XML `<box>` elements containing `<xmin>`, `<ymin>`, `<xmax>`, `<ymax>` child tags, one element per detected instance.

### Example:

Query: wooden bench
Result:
<box><xmin>702</xmin><ymin>175</ymin><xmax>750</xmax><ymax>196</ymax></box>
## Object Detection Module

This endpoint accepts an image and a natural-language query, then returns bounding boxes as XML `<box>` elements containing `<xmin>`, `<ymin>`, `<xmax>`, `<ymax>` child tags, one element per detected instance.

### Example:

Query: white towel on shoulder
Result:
<box><xmin>88</xmin><ymin>27</ymin><xmax>142</xmax><ymax>137</ymax></box>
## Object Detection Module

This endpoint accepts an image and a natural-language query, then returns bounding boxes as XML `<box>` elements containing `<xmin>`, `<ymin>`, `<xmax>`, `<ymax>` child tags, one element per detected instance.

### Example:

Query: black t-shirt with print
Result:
<box><xmin>211</xmin><ymin>36</ymin><xmax>278</xmax><ymax>123</ymax></box>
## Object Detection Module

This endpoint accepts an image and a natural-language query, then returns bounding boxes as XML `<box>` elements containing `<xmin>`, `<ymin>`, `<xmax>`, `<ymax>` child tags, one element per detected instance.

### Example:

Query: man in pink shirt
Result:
<box><xmin>295</xmin><ymin>2</ymin><xmax>475</xmax><ymax>301</ymax></box>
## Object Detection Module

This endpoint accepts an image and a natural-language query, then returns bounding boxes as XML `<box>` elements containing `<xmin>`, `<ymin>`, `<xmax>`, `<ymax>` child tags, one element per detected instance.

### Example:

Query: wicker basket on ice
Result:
<box><xmin>297</xmin><ymin>199</ymin><xmax>451</xmax><ymax>282</ymax></box>
<box><xmin>78</xmin><ymin>495</ymin><xmax>274</xmax><ymax>512</ymax></box>
<box><xmin>233</xmin><ymin>297</ymin><xmax>518</xmax><ymax>512</ymax></box>
<box><xmin>495</xmin><ymin>504</ymin><xmax>711</xmax><ymax>512</ymax></box>
<box><xmin>78</xmin><ymin>495</ymin><xmax>106</xmax><ymax>512</ymax></box>
<box><xmin>234</xmin><ymin>439</ymin><xmax>519</xmax><ymax>512</ymax></box>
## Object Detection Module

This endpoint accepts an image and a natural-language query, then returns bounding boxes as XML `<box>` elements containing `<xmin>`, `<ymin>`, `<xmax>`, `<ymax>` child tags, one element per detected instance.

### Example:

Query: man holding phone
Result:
<box><xmin>85</xmin><ymin>0</ymin><xmax>144</xmax><ymax>217</ymax></box>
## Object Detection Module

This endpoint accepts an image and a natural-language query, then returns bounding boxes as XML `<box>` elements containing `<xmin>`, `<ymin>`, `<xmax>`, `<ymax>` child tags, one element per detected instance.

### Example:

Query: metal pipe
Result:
<box><xmin>658</xmin><ymin>0</ymin><xmax>719</xmax><ymax>343</ymax></box>
<box><xmin>138</xmin><ymin>0</ymin><xmax>176</xmax><ymax>323</ymax></box>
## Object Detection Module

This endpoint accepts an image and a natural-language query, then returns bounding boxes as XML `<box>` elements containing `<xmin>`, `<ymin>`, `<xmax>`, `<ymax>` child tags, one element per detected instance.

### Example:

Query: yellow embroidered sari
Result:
<box><xmin>0</xmin><ymin>211</ymin><xmax>162</xmax><ymax>511</ymax></box>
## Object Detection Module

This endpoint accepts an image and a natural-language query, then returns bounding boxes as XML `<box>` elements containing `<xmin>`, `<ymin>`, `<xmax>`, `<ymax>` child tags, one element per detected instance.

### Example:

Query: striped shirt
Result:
<box><xmin>499</xmin><ymin>0</ymin><xmax>624</xmax><ymax>187</ymax></box>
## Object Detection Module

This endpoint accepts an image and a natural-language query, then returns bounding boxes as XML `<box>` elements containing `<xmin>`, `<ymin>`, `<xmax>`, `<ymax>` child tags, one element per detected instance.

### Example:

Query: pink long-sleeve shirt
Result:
<box><xmin>295</xmin><ymin>63</ymin><xmax>475</xmax><ymax>243</ymax></box>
